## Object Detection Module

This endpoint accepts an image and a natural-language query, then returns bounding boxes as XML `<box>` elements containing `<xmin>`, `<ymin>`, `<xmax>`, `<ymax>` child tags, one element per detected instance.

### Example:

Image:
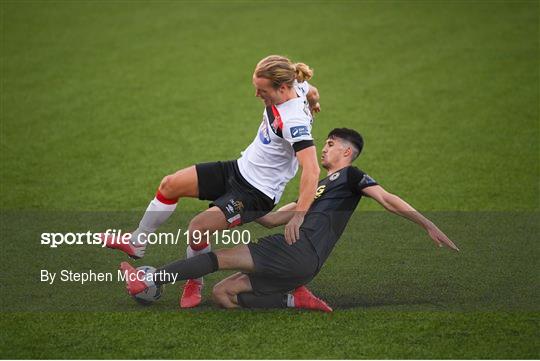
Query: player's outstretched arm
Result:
<box><xmin>362</xmin><ymin>185</ymin><xmax>460</xmax><ymax>251</ymax></box>
<box><xmin>255</xmin><ymin>202</ymin><xmax>298</xmax><ymax>228</ymax></box>
<box><xmin>285</xmin><ymin>146</ymin><xmax>320</xmax><ymax>244</ymax></box>
<box><xmin>307</xmin><ymin>85</ymin><xmax>320</xmax><ymax>113</ymax></box>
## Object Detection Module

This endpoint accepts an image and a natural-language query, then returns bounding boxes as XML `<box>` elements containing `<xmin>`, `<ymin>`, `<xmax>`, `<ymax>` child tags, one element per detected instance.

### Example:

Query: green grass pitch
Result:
<box><xmin>1</xmin><ymin>1</ymin><xmax>539</xmax><ymax>359</ymax></box>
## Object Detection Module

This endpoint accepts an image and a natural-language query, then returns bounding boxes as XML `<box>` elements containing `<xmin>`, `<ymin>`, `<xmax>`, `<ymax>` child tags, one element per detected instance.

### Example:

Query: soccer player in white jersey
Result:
<box><xmin>103</xmin><ymin>55</ymin><xmax>321</xmax><ymax>308</ymax></box>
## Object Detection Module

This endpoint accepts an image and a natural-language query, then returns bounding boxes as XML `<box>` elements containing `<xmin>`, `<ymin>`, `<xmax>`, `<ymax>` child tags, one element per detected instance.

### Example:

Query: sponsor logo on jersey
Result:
<box><xmin>290</xmin><ymin>125</ymin><xmax>310</xmax><ymax>138</ymax></box>
<box><xmin>360</xmin><ymin>174</ymin><xmax>377</xmax><ymax>187</ymax></box>
<box><xmin>329</xmin><ymin>172</ymin><xmax>340</xmax><ymax>181</ymax></box>
<box><xmin>258</xmin><ymin>119</ymin><xmax>271</xmax><ymax>144</ymax></box>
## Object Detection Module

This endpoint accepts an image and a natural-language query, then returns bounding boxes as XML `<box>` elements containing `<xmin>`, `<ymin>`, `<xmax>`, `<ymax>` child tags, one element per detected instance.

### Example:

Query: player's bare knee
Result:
<box><xmin>212</xmin><ymin>284</ymin><xmax>228</xmax><ymax>305</ymax></box>
<box><xmin>158</xmin><ymin>174</ymin><xmax>176</xmax><ymax>199</ymax></box>
<box><xmin>187</xmin><ymin>217</ymin><xmax>204</xmax><ymax>233</ymax></box>
<box><xmin>213</xmin><ymin>291</ymin><xmax>237</xmax><ymax>309</ymax></box>
<box><xmin>187</xmin><ymin>217</ymin><xmax>213</xmax><ymax>244</ymax></box>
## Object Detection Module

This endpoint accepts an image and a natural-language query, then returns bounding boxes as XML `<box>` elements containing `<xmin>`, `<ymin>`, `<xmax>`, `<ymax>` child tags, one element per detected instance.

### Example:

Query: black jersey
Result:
<box><xmin>299</xmin><ymin>166</ymin><xmax>378</xmax><ymax>267</ymax></box>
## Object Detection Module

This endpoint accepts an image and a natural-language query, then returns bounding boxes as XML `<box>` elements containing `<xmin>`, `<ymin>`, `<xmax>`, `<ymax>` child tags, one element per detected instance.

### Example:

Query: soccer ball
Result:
<box><xmin>132</xmin><ymin>266</ymin><xmax>163</xmax><ymax>305</ymax></box>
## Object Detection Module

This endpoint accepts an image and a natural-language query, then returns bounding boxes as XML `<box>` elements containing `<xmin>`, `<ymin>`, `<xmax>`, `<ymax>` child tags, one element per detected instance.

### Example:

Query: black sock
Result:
<box><xmin>237</xmin><ymin>292</ymin><xmax>288</xmax><ymax>309</ymax></box>
<box><xmin>153</xmin><ymin>252</ymin><xmax>219</xmax><ymax>285</ymax></box>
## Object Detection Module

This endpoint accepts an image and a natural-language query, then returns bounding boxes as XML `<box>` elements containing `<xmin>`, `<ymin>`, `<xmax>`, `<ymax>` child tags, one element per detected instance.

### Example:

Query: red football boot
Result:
<box><xmin>180</xmin><ymin>279</ymin><xmax>203</xmax><ymax>308</ymax></box>
<box><xmin>119</xmin><ymin>262</ymin><xmax>148</xmax><ymax>296</ymax></box>
<box><xmin>100</xmin><ymin>232</ymin><xmax>146</xmax><ymax>259</ymax></box>
<box><xmin>292</xmin><ymin>286</ymin><xmax>333</xmax><ymax>312</ymax></box>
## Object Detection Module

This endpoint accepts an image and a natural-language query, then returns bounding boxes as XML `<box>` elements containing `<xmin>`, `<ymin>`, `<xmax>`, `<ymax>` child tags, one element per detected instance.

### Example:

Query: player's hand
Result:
<box><xmin>426</xmin><ymin>225</ymin><xmax>459</xmax><ymax>251</ymax></box>
<box><xmin>310</xmin><ymin>102</ymin><xmax>321</xmax><ymax>114</ymax></box>
<box><xmin>284</xmin><ymin>213</ymin><xmax>305</xmax><ymax>245</ymax></box>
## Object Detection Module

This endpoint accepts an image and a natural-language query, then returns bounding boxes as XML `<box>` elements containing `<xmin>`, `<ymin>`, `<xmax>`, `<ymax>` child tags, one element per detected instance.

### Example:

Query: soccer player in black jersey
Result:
<box><xmin>121</xmin><ymin>128</ymin><xmax>459</xmax><ymax>312</ymax></box>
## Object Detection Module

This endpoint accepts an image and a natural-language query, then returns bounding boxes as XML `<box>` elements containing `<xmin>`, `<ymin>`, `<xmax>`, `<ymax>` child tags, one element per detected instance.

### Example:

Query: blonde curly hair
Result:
<box><xmin>254</xmin><ymin>55</ymin><xmax>313</xmax><ymax>89</ymax></box>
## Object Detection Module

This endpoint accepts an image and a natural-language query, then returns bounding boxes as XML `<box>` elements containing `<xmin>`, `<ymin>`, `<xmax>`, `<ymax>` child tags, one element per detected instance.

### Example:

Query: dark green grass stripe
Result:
<box><xmin>1</xmin><ymin>311</ymin><xmax>538</xmax><ymax>359</ymax></box>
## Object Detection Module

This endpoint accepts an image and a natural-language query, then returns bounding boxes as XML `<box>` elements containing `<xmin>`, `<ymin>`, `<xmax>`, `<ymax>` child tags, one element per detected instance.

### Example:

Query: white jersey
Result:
<box><xmin>237</xmin><ymin>80</ymin><xmax>314</xmax><ymax>204</ymax></box>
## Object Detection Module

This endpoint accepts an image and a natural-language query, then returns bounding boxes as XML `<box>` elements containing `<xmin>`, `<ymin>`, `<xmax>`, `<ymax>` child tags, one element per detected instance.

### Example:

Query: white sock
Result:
<box><xmin>186</xmin><ymin>243</ymin><xmax>211</xmax><ymax>284</ymax></box>
<box><xmin>287</xmin><ymin>294</ymin><xmax>295</xmax><ymax>308</ymax></box>
<box><xmin>131</xmin><ymin>197</ymin><xmax>177</xmax><ymax>246</ymax></box>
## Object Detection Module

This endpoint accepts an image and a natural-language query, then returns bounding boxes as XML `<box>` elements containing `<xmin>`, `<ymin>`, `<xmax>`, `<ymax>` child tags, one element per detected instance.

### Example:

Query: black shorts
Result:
<box><xmin>196</xmin><ymin>160</ymin><xmax>274</xmax><ymax>227</ymax></box>
<box><xmin>247</xmin><ymin>233</ymin><xmax>320</xmax><ymax>295</ymax></box>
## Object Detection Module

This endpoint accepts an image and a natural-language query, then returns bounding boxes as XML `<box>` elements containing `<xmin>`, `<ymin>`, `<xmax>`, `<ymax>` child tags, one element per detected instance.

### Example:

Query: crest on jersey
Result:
<box><xmin>258</xmin><ymin>118</ymin><xmax>271</xmax><ymax>144</ymax></box>
<box><xmin>329</xmin><ymin>172</ymin><xmax>340</xmax><ymax>181</ymax></box>
<box><xmin>314</xmin><ymin>185</ymin><xmax>326</xmax><ymax>199</ymax></box>
<box><xmin>270</xmin><ymin>114</ymin><xmax>282</xmax><ymax>135</ymax></box>
<box><xmin>232</xmin><ymin>200</ymin><xmax>244</xmax><ymax>213</ymax></box>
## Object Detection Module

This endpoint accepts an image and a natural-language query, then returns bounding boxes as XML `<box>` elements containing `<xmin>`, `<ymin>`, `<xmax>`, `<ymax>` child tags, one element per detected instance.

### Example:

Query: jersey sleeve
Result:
<box><xmin>282</xmin><ymin>118</ymin><xmax>314</xmax><ymax>153</ymax></box>
<box><xmin>347</xmin><ymin>167</ymin><xmax>378</xmax><ymax>194</ymax></box>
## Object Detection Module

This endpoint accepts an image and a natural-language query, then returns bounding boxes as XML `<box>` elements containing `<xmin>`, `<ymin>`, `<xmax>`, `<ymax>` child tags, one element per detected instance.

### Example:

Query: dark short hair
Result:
<box><xmin>327</xmin><ymin>128</ymin><xmax>364</xmax><ymax>159</ymax></box>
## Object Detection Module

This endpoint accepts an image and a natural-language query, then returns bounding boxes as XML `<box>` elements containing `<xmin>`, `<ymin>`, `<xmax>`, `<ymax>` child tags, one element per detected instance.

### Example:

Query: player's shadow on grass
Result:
<box><xmin>331</xmin><ymin>294</ymin><xmax>444</xmax><ymax>309</ymax></box>
<box><xmin>319</xmin><ymin>287</ymin><xmax>447</xmax><ymax>310</ymax></box>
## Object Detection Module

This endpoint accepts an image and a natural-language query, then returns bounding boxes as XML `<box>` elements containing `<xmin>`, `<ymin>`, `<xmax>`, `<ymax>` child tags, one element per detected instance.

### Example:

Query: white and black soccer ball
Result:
<box><xmin>132</xmin><ymin>266</ymin><xmax>163</xmax><ymax>305</ymax></box>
